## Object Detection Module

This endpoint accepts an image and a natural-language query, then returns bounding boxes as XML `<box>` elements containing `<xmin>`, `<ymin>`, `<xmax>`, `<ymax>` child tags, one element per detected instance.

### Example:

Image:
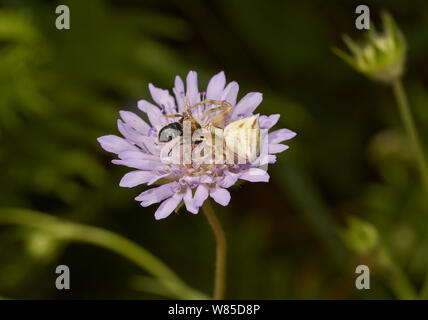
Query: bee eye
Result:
<box><xmin>158</xmin><ymin>122</ymin><xmax>183</xmax><ymax>142</ymax></box>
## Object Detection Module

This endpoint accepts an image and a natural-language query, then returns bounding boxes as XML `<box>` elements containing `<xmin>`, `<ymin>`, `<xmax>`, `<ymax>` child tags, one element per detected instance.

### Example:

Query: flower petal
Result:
<box><xmin>210</xmin><ymin>187</ymin><xmax>231</xmax><ymax>206</ymax></box>
<box><xmin>97</xmin><ymin>135</ymin><xmax>138</xmax><ymax>154</ymax></box>
<box><xmin>194</xmin><ymin>184</ymin><xmax>209</xmax><ymax>207</ymax></box>
<box><xmin>221</xmin><ymin>81</ymin><xmax>239</xmax><ymax>106</ymax></box>
<box><xmin>119</xmin><ymin>170</ymin><xmax>155</xmax><ymax>188</ymax></box>
<box><xmin>186</xmin><ymin>71</ymin><xmax>200</xmax><ymax>105</ymax></box>
<box><xmin>200</xmin><ymin>175</ymin><xmax>215</xmax><ymax>184</ymax></box>
<box><xmin>117</xmin><ymin>120</ymin><xmax>148</xmax><ymax>151</ymax></box>
<box><xmin>232</xmin><ymin>92</ymin><xmax>263</xmax><ymax>117</ymax></box>
<box><xmin>148</xmin><ymin>83</ymin><xmax>176</xmax><ymax>115</ymax></box>
<box><xmin>268</xmin><ymin>154</ymin><xmax>277</xmax><ymax>164</ymax></box>
<box><xmin>137</xmin><ymin>99</ymin><xmax>167</xmax><ymax>128</ymax></box>
<box><xmin>135</xmin><ymin>182</ymin><xmax>176</xmax><ymax>207</ymax></box>
<box><xmin>112</xmin><ymin>159</ymin><xmax>158</xmax><ymax>170</ymax></box>
<box><xmin>183</xmin><ymin>187</ymin><xmax>198</xmax><ymax>214</ymax></box>
<box><xmin>239</xmin><ymin>168</ymin><xmax>270</xmax><ymax>182</ymax></box>
<box><xmin>147</xmin><ymin>172</ymin><xmax>172</xmax><ymax>185</ymax></box>
<box><xmin>139</xmin><ymin>136</ymin><xmax>159</xmax><ymax>155</ymax></box>
<box><xmin>154</xmin><ymin>193</ymin><xmax>183</xmax><ymax>220</ymax></box>
<box><xmin>206</xmin><ymin>71</ymin><xmax>226</xmax><ymax>100</ymax></box>
<box><xmin>173</xmin><ymin>75</ymin><xmax>185</xmax><ymax>112</ymax></box>
<box><xmin>220</xmin><ymin>171</ymin><xmax>239</xmax><ymax>188</ymax></box>
<box><xmin>269</xmin><ymin>144</ymin><xmax>289</xmax><ymax>154</ymax></box>
<box><xmin>259</xmin><ymin>114</ymin><xmax>280</xmax><ymax>129</ymax></box>
<box><xmin>268</xmin><ymin>129</ymin><xmax>296</xmax><ymax>144</ymax></box>
<box><xmin>120</xmin><ymin>111</ymin><xmax>150</xmax><ymax>135</ymax></box>
<box><xmin>118</xmin><ymin>151</ymin><xmax>158</xmax><ymax>161</ymax></box>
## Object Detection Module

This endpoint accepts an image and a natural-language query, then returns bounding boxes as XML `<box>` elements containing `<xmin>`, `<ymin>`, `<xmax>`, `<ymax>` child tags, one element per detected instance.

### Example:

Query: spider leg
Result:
<box><xmin>201</xmin><ymin>101</ymin><xmax>233</xmax><ymax>128</ymax></box>
<box><xmin>165</xmin><ymin>114</ymin><xmax>183</xmax><ymax>119</ymax></box>
<box><xmin>183</xmin><ymin>99</ymin><xmax>226</xmax><ymax>113</ymax></box>
<box><xmin>192</xmin><ymin>164</ymin><xmax>217</xmax><ymax>175</ymax></box>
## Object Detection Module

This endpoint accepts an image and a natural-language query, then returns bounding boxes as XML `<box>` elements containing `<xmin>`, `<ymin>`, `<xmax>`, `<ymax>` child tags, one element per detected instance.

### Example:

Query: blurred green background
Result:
<box><xmin>1</xmin><ymin>0</ymin><xmax>428</xmax><ymax>299</ymax></box>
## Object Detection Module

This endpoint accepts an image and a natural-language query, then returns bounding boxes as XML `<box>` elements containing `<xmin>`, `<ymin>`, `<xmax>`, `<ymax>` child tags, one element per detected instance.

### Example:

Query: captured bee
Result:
<box><xmin>158</xmin><ymin>122</ymin><xmax>184</xmax><ymax>143</ymax></box>
<box><xmin>158</xmin><ymin>115</ymin><xmax>202</xmax><ymax>143</ymax></box>
<box><xmin>158</xmin><ymin>99</ymin><xmax>260</xmax><ymax>164</ymax></box>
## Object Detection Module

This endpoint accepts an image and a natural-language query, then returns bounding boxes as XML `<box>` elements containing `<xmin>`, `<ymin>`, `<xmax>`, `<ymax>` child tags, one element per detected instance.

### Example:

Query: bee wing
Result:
<box><xmin>223</xmin><ymin>116</ymin><xmax>260</xmax><ymax>163</ymax></box>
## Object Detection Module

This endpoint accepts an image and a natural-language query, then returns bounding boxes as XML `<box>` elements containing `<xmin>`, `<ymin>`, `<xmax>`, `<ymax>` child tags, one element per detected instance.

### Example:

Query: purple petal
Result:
<box><xmin>154</xmin><ymin>193</ymin><xmax>183</xmax><ymax>220</ymax></box>
<box><xmin>221</xmin><ymin>81</ymin><xmax>239</xmax><ymax>106</ymax></box>
<box><xmin>119</xmin><ymin>170</ymin><xmax>155</xmax><ymax>188</ymax></box>
<box><xmin>97</xmin><ymin>135</ymin><xmax>138</xmax><ymax>154</ymax></box>
<box><xmin>186</xmin><ymin>71</ymin><xmax>200</xmax><ymax>105</ymax></box>
<box><xmin>183</xmin><ymin>187</ymin><xmax>198</xmax><ymax>214</ymax></box>
<box><xmin>181</xmin><ymin>175</ymin><xmax>201</xmax><ymax>185</ymax></box>
<box><xmin>137</xmin><ymin>100</ymin><xmax>167</xmax><ymax>128</ymax></box>
<box><xmin>268</xmin><ymin>154</ymin><xmax>277</xmax><ymax>164</ymax></box>
<box><xmin>199</xmin><ymin>175</ymin><xmax>214</xmax><ymax>184</ymax></box>
<box><xmin>232</xmin><ymin>92</ymin><xmax>263</xmax><ymax>118</ymax></box>
<box><xmin>117</xmin><ymin>119</ymin><xmax>135</xmax><ymax>140</ymax></box>
<box><xmin>118</xmin><ymin>151</ymin><xmax>158</xmax><ymax>161</ymax></box>
<box><xmin>135</xmin><ymin>182</ymin><xmax>176</xmax><ymax>207</ymax></box>
<box><xmin>220</xmin><ymin>171</ymin><xmax>239</xmax><ymax>188</ymax></box>
<box><xmin>112</xmin><ymin>159</ymin><xmax>158</xmax><ymax>170</ymax></box>
<box><xmin>173</xmin><ymin>75</ymin><xmax>185</xmax><ymax>112</ymax></box>
<box><xmin>194</xmin><ymin>184</ymin><xmax>209</xmax><ymax>207</ymax></box>
<box><xmin>268</xmin><ymin>129</ymin><xmax>296</xmax><ymax>144</ymax></box>
<box><xmin>120</xmin><ymin>111</ymin><xmax>150</xmax><ymax>135</ymax></box>
<box><xmin>210</xmin><ymin>187</ymin><xmax>231</xmax><ymax>206</ymax></box>
<box><xmin>139</xmin><ymin>136</ymin><xmax>159</xmax><ymax>155</ymax></box>
<box><xmin>206</xmin><ymin>71</ymin><xmax>226</xmax><ymax>100</ymax></box>
<box><xmin>269</xmin><ymin>144</ymin><xmax>289</xmax><ymax>154</ymax></box>
<box><xmin>239</xmin><ymin>168</ymin><xmax>270</xmax><ymax>182</ymax></box>
<box><xmin>147</xmin><ymin>172</ymin><xmax>171</xmax><ymax>185</ymax></box>
<box><xmin>259</xmin><ymin>114</ymin><xmax>280</xmax><ymax>129</ymax></box>
<box><xmin>148</xmin><ymin>83</ymin><xmax>176</xmax><ymax>115</ymax></box>
<box><xmin>117</xmin><ymin>120</ymin><xmax>148</xmax><ymax>151</ymax></box>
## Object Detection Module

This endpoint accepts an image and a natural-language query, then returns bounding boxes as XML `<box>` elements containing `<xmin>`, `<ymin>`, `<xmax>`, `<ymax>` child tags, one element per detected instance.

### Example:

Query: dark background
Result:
<box><xmin>1</xmin><ymin>0</ymin><xmax>428</xmax><ymax>299</ymax></box>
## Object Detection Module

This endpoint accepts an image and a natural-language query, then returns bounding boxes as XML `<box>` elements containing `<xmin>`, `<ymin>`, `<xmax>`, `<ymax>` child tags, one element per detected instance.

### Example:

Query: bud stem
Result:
<box><xmin>392</xmin><ymin>78</ymin><xmax>428</xmax><ymax>196</ymax></box>
<box><xmin>392</xmin><ymin>78</ymin><xmax>428</xmax><ymax>299</ymax></box>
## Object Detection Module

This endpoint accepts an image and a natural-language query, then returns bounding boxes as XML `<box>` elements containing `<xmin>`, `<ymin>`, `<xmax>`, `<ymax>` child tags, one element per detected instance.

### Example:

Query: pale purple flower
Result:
<box><xmin>98</xmin><ymin>71</ymin><xmax>295</xmax><ymax>220</ymax></box>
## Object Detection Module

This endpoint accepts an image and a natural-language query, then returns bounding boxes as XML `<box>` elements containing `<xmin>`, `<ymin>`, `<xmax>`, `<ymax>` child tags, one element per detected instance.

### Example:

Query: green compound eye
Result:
<box><xmin>158</xmin><ymin>122</ymin><xmax>183</xmax><ymax>142</ymax></box>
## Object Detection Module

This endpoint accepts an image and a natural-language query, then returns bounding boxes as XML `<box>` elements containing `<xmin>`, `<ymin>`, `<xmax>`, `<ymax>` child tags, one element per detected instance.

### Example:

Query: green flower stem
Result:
<box><xmin>202</xmin><ymin>201</ymin><xmax>227</xmax><ymax>300</ymax></box>
<box><xmin>0</xmin><ymin>208</ymin><xmax>207</xmax><ymax>300</ymax></box>
<box><xmin>392</xmin><ymin>78</ymin><xmax>428</xmax><ymax>196</ymax></box>
<box><xmin>391</xmin><ymin>79</ymin><xmax>428</xmax><ymax>299</ymax></box>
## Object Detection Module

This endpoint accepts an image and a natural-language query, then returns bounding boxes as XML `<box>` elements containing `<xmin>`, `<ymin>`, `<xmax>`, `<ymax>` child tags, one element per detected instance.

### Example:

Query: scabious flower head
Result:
<box><xmin>334</xmin><ymin>12</ymin><xmax>406</xmax><ymax>83</ymax></box>
<box><xmin>98</xmin><ymin>71</ymin><xmax>295</xmax><ymax>219</ymax></box>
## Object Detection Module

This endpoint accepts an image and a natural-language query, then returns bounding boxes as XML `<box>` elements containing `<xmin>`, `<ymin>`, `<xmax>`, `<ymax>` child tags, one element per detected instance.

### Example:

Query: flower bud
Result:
<box><xmin>341</xmin><ymin>216</ymin><xmax>379</xmax><ymax>254</ymax></box>
<box><xmin>334</xmin><ymin>12</ymin><xmax>406</xmax><ymax>83</ymax></box>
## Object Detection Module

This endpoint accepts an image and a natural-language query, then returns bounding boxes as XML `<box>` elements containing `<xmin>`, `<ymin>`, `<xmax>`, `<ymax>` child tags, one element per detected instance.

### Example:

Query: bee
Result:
<box><xmin>158</xmin><ymin>99</ymin><xmax>260</xmax><ymax>164</ymax></box>
<box><xmin>158</xmin><ymin>115</ymin><xmax>202</xmax><ymax>144</ymax></box>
